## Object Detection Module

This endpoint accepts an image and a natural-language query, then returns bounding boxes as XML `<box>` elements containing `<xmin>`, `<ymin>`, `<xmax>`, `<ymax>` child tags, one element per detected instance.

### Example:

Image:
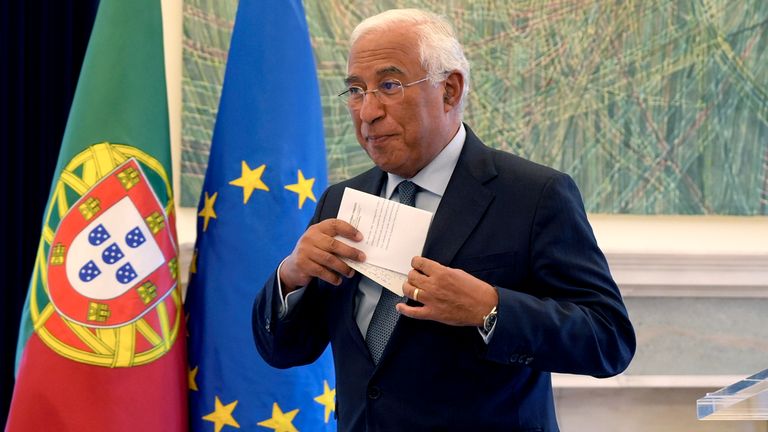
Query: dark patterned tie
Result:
<box><xmin>365</xmin><ymin>180</ymin><xmax>416</xmax><ymax>364</ymax></box>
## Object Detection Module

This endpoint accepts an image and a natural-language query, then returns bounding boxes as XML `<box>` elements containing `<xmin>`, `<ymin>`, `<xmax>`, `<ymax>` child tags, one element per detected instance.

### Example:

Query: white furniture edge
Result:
<box><xmin>552</xmin><ymin>373</ymin><xmax>751</xmax><ymax>388</ymax></box>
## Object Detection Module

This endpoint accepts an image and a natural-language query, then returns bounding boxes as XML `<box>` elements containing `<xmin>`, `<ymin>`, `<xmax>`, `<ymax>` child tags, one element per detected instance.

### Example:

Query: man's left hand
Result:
<box><xmin>397</xmin><ymin>256</ymin><xmax>498</xmax><ymax>327</ymax></box>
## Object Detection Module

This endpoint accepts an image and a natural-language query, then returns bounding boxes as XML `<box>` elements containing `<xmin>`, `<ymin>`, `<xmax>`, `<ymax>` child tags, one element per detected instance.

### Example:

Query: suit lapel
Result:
<box><xmin>355</xmin><ymin>166</ymin><xmax>386</xmax><ymax>195</ymax></box>
<box><xmin>336</xmin><ymin>167</ymin><xmax>386</xmax><ymax>357</ymax></box>
<box><xmin>423</xmin><ymin>126</ymin><xmax>497</xmax><ymax>265</ymax></box>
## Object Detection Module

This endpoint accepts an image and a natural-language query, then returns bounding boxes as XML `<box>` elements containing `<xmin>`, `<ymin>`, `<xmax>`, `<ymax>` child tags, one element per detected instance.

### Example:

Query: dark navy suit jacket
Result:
<box><xmin>253</xmin><ymin>125</ymin><xmax>636</xmax><ymax>432</ymax></box>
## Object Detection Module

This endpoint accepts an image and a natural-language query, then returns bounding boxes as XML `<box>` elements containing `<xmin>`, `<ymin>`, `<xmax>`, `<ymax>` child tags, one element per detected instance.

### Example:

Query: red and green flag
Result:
<box><xmin>6</xmin><ymin>0</ymin><xmax>187</xmax><ymax>430</ymax></box>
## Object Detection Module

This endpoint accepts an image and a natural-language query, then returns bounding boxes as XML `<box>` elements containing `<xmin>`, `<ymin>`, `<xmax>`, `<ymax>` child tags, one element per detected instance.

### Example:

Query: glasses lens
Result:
<box><xmin>376</xmin><ymin>80</ymin><xmax>403</xmax><ymax>105</ymax></box>
<box><xmin>339</xmin><ymin>80</ymin><xmax>405</xmax><ymax>107</ymax></box>
<box><xmin>340</xmin><ymin>87</ymin><xmax>362</xmax><ymax>106</ymax></box>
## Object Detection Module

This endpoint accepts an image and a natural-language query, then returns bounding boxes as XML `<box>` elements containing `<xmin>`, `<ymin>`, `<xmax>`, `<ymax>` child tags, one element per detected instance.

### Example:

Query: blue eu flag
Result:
<box><xmin>186</xmin><ymin>1</ymin><xmax>335</xmax><ymax>430</ymax></box>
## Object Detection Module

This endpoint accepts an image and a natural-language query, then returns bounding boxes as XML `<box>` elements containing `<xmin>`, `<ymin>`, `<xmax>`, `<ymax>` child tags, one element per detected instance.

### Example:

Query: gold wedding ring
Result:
<box><xmin>413</xmin><ymin>288</ymin><xmax>421</xmax><ymax>302</ymax></box>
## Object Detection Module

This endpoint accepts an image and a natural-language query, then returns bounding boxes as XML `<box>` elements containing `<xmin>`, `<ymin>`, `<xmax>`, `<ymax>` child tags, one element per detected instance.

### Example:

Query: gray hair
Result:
<box><xmin>350</xmin><ymin>9</ymin><xmax>471</xmax><ymax>111</ymax></box>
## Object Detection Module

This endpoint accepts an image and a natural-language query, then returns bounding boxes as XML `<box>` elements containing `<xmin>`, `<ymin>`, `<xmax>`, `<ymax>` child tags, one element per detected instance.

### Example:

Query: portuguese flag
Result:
<box><xmin>5</xmin><ymin>0</ymin><xmax>187</xmax><ymax>430</ymax></box>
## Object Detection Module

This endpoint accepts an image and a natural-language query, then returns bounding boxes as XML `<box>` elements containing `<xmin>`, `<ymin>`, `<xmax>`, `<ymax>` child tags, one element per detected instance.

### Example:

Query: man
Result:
<box><xmin>253</xmin><ymin>8</ymin><xmax>635</xmax><ymax>431</ymax></box>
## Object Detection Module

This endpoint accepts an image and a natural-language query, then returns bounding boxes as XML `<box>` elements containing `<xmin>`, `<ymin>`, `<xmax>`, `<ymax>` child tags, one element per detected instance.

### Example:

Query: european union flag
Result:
<box><xmin>186</xmin><ymin>1</ymin><xmax>335</xmax><ymax>431</ymax></box>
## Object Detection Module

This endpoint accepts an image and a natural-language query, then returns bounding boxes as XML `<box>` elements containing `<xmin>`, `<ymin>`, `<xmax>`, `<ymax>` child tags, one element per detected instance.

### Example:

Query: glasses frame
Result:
<box><xmin>338</xmin><ymin>76</ymin><xmax>431</xmax><ymax>107</ymax></box>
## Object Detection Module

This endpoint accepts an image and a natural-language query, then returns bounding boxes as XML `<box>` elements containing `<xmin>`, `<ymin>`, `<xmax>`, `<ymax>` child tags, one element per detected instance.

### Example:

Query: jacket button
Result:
<box><xmin>367</xmin><ymin>386</ymin><xmax>381</xmax><ymax>400</ymax></box>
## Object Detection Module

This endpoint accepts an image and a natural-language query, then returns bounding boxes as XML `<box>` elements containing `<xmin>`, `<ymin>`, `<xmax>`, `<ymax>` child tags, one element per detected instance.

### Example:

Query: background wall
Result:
<box><xmin>180</xmin><ymin>0</ymin><xmax>768</xmax><ymax>215</ymax></box>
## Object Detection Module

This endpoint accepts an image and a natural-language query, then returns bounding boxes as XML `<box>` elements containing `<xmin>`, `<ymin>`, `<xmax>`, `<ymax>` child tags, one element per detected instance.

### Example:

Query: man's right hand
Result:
<box><xmin>279</xmin><ymin>218</ymin><xmax>365</xmax><ymax>293</ymax></box>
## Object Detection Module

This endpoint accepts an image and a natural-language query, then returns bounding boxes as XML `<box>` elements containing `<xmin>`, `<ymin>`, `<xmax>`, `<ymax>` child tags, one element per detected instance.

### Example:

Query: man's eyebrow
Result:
<box><xmin>344</xmin><ymin>66</ymin><xmax>405</xmax><ymax>86</ymax></box>
<box><xmin>376</xmin><ymin>66</ymin><xmax>404</xmax><ymax>77</ymax></box>
<box><xmin>344</xmin><ymin>75</ymin><xmax>361</xmax><ymax>86</ymax></box>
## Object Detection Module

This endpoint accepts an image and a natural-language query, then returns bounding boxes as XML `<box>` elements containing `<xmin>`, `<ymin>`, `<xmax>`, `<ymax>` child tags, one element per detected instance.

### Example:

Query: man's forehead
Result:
<box><xmin>347</xmin><ymin>28</ymin><xmax>418</xmax><ymax>66</ymax></box>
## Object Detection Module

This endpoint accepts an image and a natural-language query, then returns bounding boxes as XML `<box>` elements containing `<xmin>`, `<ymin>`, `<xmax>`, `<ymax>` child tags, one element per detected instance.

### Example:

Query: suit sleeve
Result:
<box><xmin>482</xmin><ymin>173</ymin><xmax>636</xmax><ymax>377</ymax></box>
<box><xmin>252</xmin><ymin>189</ymin><xmax>333</xmax><ymax>369</ymax></box>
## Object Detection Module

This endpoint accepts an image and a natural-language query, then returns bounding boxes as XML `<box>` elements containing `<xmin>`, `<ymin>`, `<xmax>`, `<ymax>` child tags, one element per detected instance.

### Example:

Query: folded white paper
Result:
<box><xmin>336</xmin><ymin>187</ymin><xmax>433</xmax><ymax>295</ymax></box>
<box><xmin>340</xmin><ymin>259</ymin><xmax>409</xmax><ymax>296</ymax></box>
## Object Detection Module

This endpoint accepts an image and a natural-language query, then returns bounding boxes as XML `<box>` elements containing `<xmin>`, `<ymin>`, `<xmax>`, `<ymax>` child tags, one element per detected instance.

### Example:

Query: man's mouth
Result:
<box><xmin>366</xmin><ymin>134</ymin><xmax>393</xmax><ymax>144</ymax></box>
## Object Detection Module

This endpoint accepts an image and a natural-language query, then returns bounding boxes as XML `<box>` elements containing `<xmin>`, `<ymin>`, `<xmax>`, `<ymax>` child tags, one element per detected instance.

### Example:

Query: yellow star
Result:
<box><xmin>229</xmin><ymin>161</ymin><xmax>269</xmax><ymax>203</ymax></box>
<box><xmin>313</xmin><ymin>380</ymin><xmax>336</xmax><ymax>423</ymax></box>
<box><xmin>284</xmin><ymin>170</ymin><xmax>316</xmax><ymax>209</ymax></box>
<box><xmin>198</xmin><ymin>191</ymin><xmax>218</xmax><ymax>232</ymax></box>
<box><xmin>188</xmin><ymin>366</ymin><xmax>199</xmax><ymax>391</ymax></box>
<box><xmin>257</xmin><ymin>402</ymin><xmax>299</xmax><ymax>432</ymax></box>
<box><xmin>202</xmin><ymin>396</ymin><xmax>240</xmax><ymax>432</ymax></box>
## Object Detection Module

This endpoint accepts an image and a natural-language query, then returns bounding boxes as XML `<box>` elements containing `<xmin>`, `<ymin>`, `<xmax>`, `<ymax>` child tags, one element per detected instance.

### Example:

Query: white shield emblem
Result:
<box><xmin>67</xmin><ymin>197</ymin><xmax>165</xmax><ymax>299</ymax></box>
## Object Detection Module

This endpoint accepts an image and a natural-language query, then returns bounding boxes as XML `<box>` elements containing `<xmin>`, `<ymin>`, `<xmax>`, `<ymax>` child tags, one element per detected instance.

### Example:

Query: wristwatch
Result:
<box><xmin>482</xmin><ymin>306</ymin><xmax>498</xmax><ymax>333</ymax></box>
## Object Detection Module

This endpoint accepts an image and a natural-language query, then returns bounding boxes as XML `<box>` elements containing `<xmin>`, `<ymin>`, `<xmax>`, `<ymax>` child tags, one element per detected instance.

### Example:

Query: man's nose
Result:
<box><xmin>358</xmin><ymin>92</ymin><xmax>385</xmax><ymax>124</ymax></box>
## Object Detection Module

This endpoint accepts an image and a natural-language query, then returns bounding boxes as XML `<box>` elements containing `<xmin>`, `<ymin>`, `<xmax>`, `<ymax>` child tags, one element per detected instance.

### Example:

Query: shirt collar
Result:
<box><xmin>385</xmin><ymin>123</ymin><xmax>466</xmax><ymax>199</ymax></box>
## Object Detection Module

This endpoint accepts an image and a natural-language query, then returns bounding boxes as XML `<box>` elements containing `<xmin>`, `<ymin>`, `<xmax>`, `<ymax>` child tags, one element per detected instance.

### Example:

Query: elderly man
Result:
<box><xmin>253</xmin><ymin>8</ymin><xmax>635</xmax><ymax>431</ymax></box>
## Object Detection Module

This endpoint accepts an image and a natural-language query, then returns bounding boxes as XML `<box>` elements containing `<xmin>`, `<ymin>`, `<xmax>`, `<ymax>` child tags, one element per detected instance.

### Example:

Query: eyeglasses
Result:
<box><xmin>338</xmin><ymin>77</ymin><xmax>430</xmax><ymax>108</ymax></box>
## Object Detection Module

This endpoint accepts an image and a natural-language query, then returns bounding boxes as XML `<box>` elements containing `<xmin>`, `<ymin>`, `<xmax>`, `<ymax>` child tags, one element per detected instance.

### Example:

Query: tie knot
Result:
<box><xmin>397</xmin><ymin>180</ymin><xmax>417</xmax><ymax>207</ymax></box>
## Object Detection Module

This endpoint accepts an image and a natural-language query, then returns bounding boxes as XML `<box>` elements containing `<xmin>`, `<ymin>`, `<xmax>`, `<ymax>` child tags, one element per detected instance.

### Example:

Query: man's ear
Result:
<box><xmin>442</xmin><ymin>71</ymin><xmax>464</xmax><ymax>111</ymax></box>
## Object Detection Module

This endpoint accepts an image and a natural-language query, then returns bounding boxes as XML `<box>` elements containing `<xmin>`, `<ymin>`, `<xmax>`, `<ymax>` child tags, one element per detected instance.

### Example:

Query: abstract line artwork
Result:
<box><xmin>181</xmin><ymin>0</ymin><xmax>767</xmax><ymax>215</ymax></box>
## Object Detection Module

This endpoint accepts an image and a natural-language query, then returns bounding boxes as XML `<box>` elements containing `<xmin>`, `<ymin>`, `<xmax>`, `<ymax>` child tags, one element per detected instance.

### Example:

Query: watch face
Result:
<box><xmin>483</xmin><ymin>308</ymin><xmax>497</xmax><ymax>332</ymax></box>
